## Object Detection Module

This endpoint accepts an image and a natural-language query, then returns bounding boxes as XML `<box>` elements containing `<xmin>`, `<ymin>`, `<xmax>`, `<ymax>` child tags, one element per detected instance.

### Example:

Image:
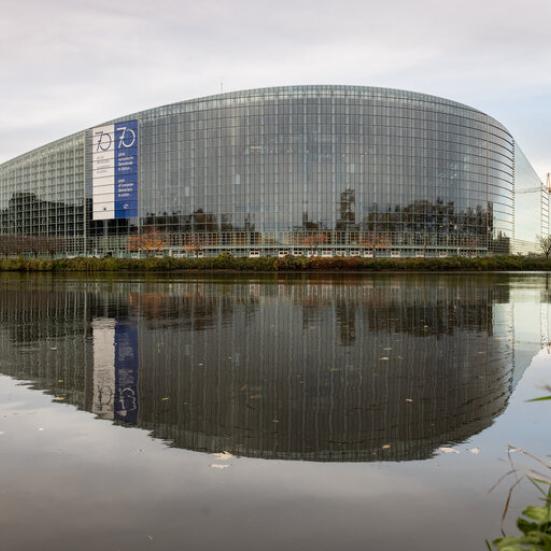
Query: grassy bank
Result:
<box><xmin>0</xmin><ymin>254</ymin><xmax>551</xmax><ymax>272</ymax></box>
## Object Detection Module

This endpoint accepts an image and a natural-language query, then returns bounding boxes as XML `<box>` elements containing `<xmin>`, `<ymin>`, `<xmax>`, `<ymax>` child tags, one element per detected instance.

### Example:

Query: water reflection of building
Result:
<box><xmin>0</xmin><ymin>275</ymin><xmax>541</xmax><ymax>462</ymax></box>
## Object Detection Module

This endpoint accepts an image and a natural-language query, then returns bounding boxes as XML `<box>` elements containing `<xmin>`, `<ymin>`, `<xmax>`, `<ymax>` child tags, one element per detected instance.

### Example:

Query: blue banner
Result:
<box><xmin>114</xmin><ymin>120</ymin><xmax>138</xmax><ymax>219</ymax></box>
<box><xmin>114</xmin><ymin>321</ymin><xmax>139</xmax><ymax>424</ymax></box>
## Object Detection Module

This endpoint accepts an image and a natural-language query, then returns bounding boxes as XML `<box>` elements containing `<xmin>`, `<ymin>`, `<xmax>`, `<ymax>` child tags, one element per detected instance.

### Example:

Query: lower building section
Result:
<box><xmin>87</xmin><ymin>236</ymin><xmax>490</xmax><ymax>259</ymax></box>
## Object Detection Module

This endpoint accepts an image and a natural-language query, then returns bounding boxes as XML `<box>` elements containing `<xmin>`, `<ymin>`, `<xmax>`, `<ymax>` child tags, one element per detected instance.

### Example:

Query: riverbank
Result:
<box><xmin>0</xmin><ymin>254</ymin><xmax>551</xmax><ymax>272</ymax></box>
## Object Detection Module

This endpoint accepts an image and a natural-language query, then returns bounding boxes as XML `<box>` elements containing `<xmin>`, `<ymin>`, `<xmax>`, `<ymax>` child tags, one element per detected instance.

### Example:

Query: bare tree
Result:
<box><xmin>183</xmin><ymin>235</ymin><xmax>203</xmax><ymax>257</ymax></box>
<box><xmin>538</xmin><ymin>235</ymin><xmax>551</xmax><ymax>259</ymax></box>
<box><xmin>301</xmin><ymin>232</ymin><xmax>329</xmax><ymax>254</ymax></box>
<box><xmin>128</xmin><ymin>229</ymin><xmax>166</xmax><ymax>255</ymax></box>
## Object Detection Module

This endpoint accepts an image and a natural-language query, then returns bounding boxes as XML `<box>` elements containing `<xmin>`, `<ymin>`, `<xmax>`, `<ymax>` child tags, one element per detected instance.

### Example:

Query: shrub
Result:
<box><xmin>1</xmin><ymin>254</ymin><xmax>551</xmax><ymax>273</ymax></box>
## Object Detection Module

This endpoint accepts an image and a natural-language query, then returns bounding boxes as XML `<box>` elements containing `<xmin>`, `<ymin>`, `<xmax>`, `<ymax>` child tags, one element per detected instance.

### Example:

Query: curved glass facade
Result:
<box><xmin>0</xmin><ymin>85</ymin><xmax>543</xmax><ymax>257</ymax></box>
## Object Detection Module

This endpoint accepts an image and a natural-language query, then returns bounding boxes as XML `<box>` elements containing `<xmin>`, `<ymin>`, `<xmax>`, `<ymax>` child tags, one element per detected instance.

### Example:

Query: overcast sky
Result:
<box><xmin>1</xmin><ymin>0</ymin><xmax>549</xmax><ymax>176</ymax></box>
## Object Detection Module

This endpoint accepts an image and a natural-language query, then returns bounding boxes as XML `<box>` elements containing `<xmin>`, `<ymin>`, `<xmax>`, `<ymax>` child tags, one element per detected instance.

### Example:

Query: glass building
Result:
<box><xmin>0</xmin><ymin>85</ymin><xmax>547</xmax><ymax>257</ymax></box>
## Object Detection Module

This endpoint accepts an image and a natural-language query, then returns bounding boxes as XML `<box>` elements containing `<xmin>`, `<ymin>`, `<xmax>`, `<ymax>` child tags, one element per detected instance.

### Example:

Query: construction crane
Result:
<box><xmin>517</xmin><ymin>186</ymin><xmax>548</xmax><ymax>194</ymax></box>
<box><xmin>516</xmin><ymin>173</ymin><xmax>551</xmax><ymax>194</ymax></box>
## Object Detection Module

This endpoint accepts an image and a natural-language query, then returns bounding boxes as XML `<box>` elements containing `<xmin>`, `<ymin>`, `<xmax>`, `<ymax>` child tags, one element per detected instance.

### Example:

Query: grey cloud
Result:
<box><xmin>1</xmin><ymin>0</ymin><xmax>549</xmax><ymax>175</ymax></box>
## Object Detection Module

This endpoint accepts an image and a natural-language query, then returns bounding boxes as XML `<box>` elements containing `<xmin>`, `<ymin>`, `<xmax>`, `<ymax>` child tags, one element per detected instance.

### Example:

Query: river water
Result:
<box><xmin>0</xmin><ymin>273</ymin><xmax>549</xmax><ymax>550</ymax></box>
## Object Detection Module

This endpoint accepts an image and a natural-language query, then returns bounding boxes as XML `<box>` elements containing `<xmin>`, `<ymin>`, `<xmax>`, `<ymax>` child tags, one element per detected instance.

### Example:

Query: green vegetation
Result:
<box><xmin>539</xmin><ymin>235</ymin><xmax>551</xmax><ymax>259</ymax></box>
<box><xmin>490</xmin><ymin>391</ymin><xmax>551</xmax><ymax>550</ymax></box>
<box><xmin>2</xmin><ymin>254</ymin><xmax>551</xmax><ymax>272</ymax></box>
<box><xmin>493</xmin><ymin>490</ymin><xmax>551</xmax><ymax>550</ymax></box>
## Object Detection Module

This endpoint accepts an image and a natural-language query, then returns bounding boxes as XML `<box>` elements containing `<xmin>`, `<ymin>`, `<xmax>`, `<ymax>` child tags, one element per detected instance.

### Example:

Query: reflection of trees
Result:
<box><xmin>127</xmin><ymin>287</ymin><xmax>258</xmax><ymax>331</ymax></box>
<box><xmin>140</xmin><ymin>209</ymin><xmax>262</xmax><ymax>248</ymax></box>
<box><xmin>0</xmin><ymin>276</ymin><xmax>507</xmax><ymax>344</ymax></box>
<box><xmin>0</xmin><ymin>192</ymin><xmax>82</xmax><ymax>235</ymax></box>
<box><xmin>284</xmin><ymin>197</ymin><xmax>497</xmax><ymax>250</ymax></box>
<box><xmin>0</xmin><ymin>193</ymin><xmax>83</xmax><ymax>255</ymax></box>
<box><xmin>0</xmin><ymin>287</ymin><xmax>91</xmax><ymax>343</ymax></box>
<box><xmin>283</xmin><ymin>278</ymin><xmax>501</xmax><ymax>342</ymax></box>
<box><xmin>335</xmin><ymin>300</ymin><xmax>356</xmax><ymax>345</ymax></box>
<box><xmin>360</xmin><ymin>199</ymin><xmax>492</xmax><ymax>248</ymax></box>
<box><xmin>83</xmin><ymin>198</ymin><xmax>502</xmax><ymax>253</ymax></box>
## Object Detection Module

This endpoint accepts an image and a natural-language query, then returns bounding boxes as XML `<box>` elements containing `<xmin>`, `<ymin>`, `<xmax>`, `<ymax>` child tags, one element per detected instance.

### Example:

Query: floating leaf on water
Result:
<box><xmin>380</xmin><ymin>357</ymin><xmax>389</xmax><ymax>361</ymax></box>
<box><xmin>382</xmin><ymin>444</ymin><xmax>391</xmax><ymax>449</ymax></box>
<box><xmin>213</xmin><ymin>451</ymin><xmax>234</xmax><ymax>461</ymax></box>
<box><xmin>438</xmin><ymin>447</ymin><xmax>460</xmax><ymax>454</ymax></box>
<box><xmin>160</xmin><ymin>397</ymin><xmax>169</xmax><ymax>401</ymax></box>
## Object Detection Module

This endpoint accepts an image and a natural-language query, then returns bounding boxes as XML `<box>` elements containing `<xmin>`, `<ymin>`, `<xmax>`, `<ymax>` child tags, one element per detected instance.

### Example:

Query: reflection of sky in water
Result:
<box><xmin>0</xmin><ymin>273</ymin><xmax>549</xmax><ymax>551</ymax></box>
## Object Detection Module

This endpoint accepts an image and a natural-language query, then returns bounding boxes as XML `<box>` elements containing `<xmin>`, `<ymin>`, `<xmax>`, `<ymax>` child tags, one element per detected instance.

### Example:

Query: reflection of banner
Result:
<box><xmin>114</xmin><ymin>321</ymin><xmax>139</xmax><ymax>424</ymax></box>
<box><xmin>92</xmin><ymin>318</ymin><xmax>116</xmax><ymax>420</ymax></box>
<box><xmin>92</xmin><ymin>119</ymin><xmax>138</xmax><ymax>220</ymax></box>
